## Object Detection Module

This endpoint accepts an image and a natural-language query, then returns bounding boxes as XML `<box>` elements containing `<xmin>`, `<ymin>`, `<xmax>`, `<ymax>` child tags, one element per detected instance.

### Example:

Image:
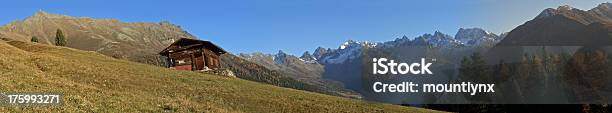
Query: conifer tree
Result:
<box><xmin>55</xmin><ymin>29</ymin><xmax>66</xmax><ymax>46</ymax></box>
<box><xmin>30</xmin><ymin>36</ymin><xmax>38</xmax><ymax>43</ymax></box>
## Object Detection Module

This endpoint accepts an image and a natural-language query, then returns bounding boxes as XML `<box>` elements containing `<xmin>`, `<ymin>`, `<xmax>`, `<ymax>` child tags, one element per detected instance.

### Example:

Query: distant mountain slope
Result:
<box><xmin>498</xmin><ymin>3</ymin><xmax>612</xmax><ymax>46</ymax></box>
<box><xmin>0</xmin><ymin>39</ymin><xmax>438</xmax><ymax>112</ymax></box>
<box><xmin>238</xmin><ymin>28</ymin><xmax>502</xmax><ymax>103</ymax></box>
<box><xmin>222</xmin><ymin>53</ymin><xmax>361</xmax><ymax>98</ymax></box>
<box><xmin>236</xmin><ymin>51</ymin><xmax>362</xmax><ymax>98</ymax></box>
<box><xmin>467</xmin><ymin>3</ymin><xmax>612</xmax><ymax>105</ymax></box>
<box><xmin>535</xmin><ymin>3</ymin><xmax>612</xmax><ymax>24</ymax></box>
<box><xmin>455</xmin><ymin>28</ymin><xmax>501</xmax><ymax>47</ymax></box>
<box><xmin>488</xmin><ymin>3</ymin><xmax>612</xmax><ymax>64</ymax></box>
<box><xmin>0</xmin><ymin>11</ymin><xmax>194</xmax><ymax>65</ymax></box>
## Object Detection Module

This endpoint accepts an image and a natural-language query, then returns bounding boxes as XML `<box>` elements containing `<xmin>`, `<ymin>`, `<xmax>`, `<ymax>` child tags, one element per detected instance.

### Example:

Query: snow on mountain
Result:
<box><xmin>317</xmin><ymin>40</ymin><xmax>377</xmax><ymax>64</ymax></box>
<box><xmin>379</xmin><ymin>29</ymin><xmax>503</xmax><ymax>49</ymax></box>
<box><xmin>455</xmin><ymin>28</ymin><xmax>500</xmax><ymax>46</ymax></box>
<box><xmin>418</xmin><ymin>31</ymin><xmax>462</xmax><ymax>47</ymax></box>
<box><xmin>313</xmin><ymin>29</ymin><xmax>504</xmax><ymax>64</ymax></box>
<box><xmin>250</xmin><ymin>28</ymin><xmax>504</xmax><ymax>65</ymax></box>
<box><xmin>313</xmin><ymin>47</ymin><xmax>330</xmax><ymax>60</ymax></box>
<box><xmin>300</xmin><ymin>51</ymin><xmax>318</xmax><ymax>64</ymax></box>
<box><xmin>339</xmin><ymin>40</ymin><xmax>358</xmax><ymax>50</ymax></box>
<box><xmin>381</xmin><ymin>31</ymin><xmax>462</xmax><ymax>48</ymax></box>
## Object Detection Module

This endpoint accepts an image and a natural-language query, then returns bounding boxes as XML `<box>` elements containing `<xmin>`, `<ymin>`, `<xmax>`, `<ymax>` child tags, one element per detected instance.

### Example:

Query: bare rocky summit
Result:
<box><xmin>0</xmin><ymin>11</ymin><xmax>195</xmax><ymax>65</ymax></box>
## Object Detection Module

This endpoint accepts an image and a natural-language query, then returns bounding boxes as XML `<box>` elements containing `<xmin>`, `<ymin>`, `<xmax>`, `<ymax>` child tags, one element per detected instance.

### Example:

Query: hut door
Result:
<box><xmin>201</xmin><ymin>50</ymin><xmax>209</xmax><ymax>69</ymax></box>
<box><xmin>208</xmin><ymin>57</ymin><xmax>215</xmax><ymax>68</ymax></box>
<box><xmin>195</xmin><ymin>55</ymin><xmax>204</xmax><ymax>70</ymax></box>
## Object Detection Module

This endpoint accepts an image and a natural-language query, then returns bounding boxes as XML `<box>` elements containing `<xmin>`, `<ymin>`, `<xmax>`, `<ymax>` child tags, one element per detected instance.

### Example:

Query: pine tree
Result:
<box><xmin>541</xmin><ymin>46</ymin><xmax>552</xmax><ymax>75</ymax></box>
<box><xmin>459</xmin><ymin>56</ymin><xmax>472</xmax><ymax>80</ymax></box>
<box><xmin>531</xmin><ymin>55</ymin><xmax>543</xmax><ymax>77</ymax></box>
<box><xmin>588</xmin><ymin>50</ymin><xmax>608</xmax><ymax>90</ymax></box>
<box><xmin>496</xmin><ymin>60</ymin><xmax>511</xmax><ymax>82</ymax></box>
<box><xmin>459</xmin><ymin>52</ymin><xmax>489</xmax><ymax>82</ymax></box>
<box><xmin>459</xmin><ymin>52</ymin><xmax>493</xmax><ymax>103</ymax></box>
<box><xmin>516</xmin><ymin>54</ymin><xmax>531</xmax><ymax>97</ymax></box>
<box><xmin>470</xmin><ymin>52</ymin><xmax>488</xmax><ymax>81</ymax></box>
<box><xmin>564</xmin><ymin>49</ymin><xmax>609</xmax><ymax>102</ymax></box>
<box><xmin>559</xmin><ymin>52</ymin><xmax>572</xmax><ymax>75</ymax></box>
<box><xmin>30</xmin><ymin>36</ymin><xmax>38</xmax><ymax>43</ymax></box>
<box><xmin>518</xmin><ymin>54</ymin><xmax>530</xmax><ymax>80</ymax></box>
<box><xmin>55</xmin><ymin>29</ymin><xmax>66</xmax><ymax>46</ymax></box>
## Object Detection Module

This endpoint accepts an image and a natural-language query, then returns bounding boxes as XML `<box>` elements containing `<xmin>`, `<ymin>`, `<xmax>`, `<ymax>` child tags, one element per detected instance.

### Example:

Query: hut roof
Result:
<box><xmin>159</xmin><ymin>38</ymin><xmax>227</xmax><ymax>55</ymax></box>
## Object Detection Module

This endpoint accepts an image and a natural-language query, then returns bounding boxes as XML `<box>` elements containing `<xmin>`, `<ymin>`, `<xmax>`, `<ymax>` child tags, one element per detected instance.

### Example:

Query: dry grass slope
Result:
<box><xmin>0</xmin><ymin>40</ymin><xmax>441</xmax><ymax>112</ymax></box>
<box><xmin>0</xmin><ymin>11</ymin><xmax>194</xmax><ymax>65</ymax></box>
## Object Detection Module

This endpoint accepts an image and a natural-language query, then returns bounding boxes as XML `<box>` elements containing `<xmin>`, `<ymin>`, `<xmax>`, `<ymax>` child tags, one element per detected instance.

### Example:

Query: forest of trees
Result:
<box><xmin>218</xmin><ymin>54</ymin><xmax>346</xmax><ymax>97</ymax></box>
<box><xmin>426</xmin><ymin>47</ymin><xmax>612</xmax><ymax>112</ymax></box>
<box><xmin>456</xmin><ymin>47</ymin><xmax>611</xmax><ymax>104</ymax></box>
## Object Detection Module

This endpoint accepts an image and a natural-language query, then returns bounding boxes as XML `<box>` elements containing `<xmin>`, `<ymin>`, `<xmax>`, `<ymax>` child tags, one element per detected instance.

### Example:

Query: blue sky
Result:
<box><xmin>0</xmin><ymin>0</ymin><xmax>609</xmax><ymax>55</ymax></box>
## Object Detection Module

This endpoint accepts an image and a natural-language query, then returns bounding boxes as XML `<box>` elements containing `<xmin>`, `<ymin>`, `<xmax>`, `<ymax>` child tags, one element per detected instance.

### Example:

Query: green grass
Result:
<box><xmin>0</xmin><ymin>40</ymin><xmax>442</xmax><ymax>112</ymax></box>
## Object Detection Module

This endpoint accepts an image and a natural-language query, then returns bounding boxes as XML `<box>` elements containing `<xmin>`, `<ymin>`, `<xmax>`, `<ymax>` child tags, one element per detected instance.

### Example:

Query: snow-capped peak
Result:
<box><xmin>338</xmin><ymin>39</ymin><xmax>378</xmax><ymax>50</ymax></box>
<box><xmin>455</xmin><ymin>28</ymin><xmax>496</xmax><ymax>40</ymax></box>
<box><xmin>340</xmin><ymin>40</ymin><xmax>359</xmax><ymax>49</ymax></box>
<box><xmin>362</xmin><ymin>41</ymin><xmax>378</xmax><ymax>48</ymax></box>
<box><xmin>312</xmin><ymin>28</ymin><xmax>504</xmax><ymax>65</ymax></box>
<box><xmin>299</xmin><ymin>51</ymin><xmax>318</xmax><ymax>64</ymax></box>
<box><xmin>454</xmin><ymin>28</ymin><xmax>500</xmax><ymax>46</ymax></box>
<box><xmin>317</xmin><ymin>40</ymin><xmax>376</xmax><ymax>64</ymax></box>
<box><xmin>411</xmin><ymin>31</ymin><xmax>461</xmax><ymax>47</ymax></box>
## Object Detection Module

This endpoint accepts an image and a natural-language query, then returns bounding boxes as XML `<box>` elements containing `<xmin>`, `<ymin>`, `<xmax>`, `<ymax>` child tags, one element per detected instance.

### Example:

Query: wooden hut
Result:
<box><xmin>159</xmin><ymin>38</ymin><xmax>227</xmax><ymax>71</ymax></box>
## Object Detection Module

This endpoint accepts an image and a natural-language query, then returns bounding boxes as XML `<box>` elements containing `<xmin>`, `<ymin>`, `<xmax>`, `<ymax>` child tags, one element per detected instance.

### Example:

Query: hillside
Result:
<box><xmin>497</xmin><ymin>3</ymin><xmax>612</xmax><ymax>46</ymax></box>
<box><xmin>0</xmin><ymin>39</ymin><xmax>439</xmax><ymax>112</ymax></box>
<box><xmin>0</xmin><ymin>11</ymin><xmax>193</xmax><ymax>65</ymax></box>
<box><xmin>0</xmin><ymin>11</ymin><xmax>363</xmax><ymax>101</ymax></box>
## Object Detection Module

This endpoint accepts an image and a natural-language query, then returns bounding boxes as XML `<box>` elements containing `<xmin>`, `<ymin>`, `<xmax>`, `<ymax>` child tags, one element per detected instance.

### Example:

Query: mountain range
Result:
<box><xmin>238</xmin><ymin>2</ymin><xmax>612</xmax><ymax>104</ymax></box>
<box><xmin>0</xmin><ymin>10</ymin><xmax>509</xmax><ymax>100</ymax></box>
<box><xmin>243</xmin><ymin>27</ymin><xmax>504</xmax><ymax>68</ymax></box>
<box><xmin>1</xmin><ymin>2</ymin><xmax>612</xmax><ymax>105</ymax></box>
<box><xmin>238</xmin><ymin>27</ymin><xmax>506</xmax><ymax>101</ymax></box>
